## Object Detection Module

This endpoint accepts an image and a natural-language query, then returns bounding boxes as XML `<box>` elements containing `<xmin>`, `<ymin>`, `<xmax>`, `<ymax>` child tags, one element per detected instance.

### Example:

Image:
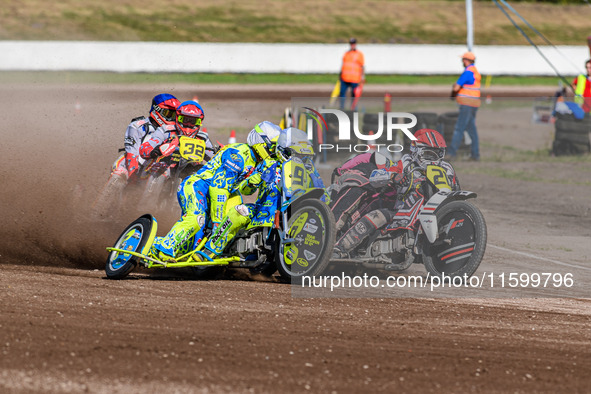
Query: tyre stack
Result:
<box><xmin>409</xmin><ymin>112</ymin><xmax>439</xmax><ymax>134</ymax></box>
<box><xmin>397</xmin><ymin>112</ymin><xmax>439</xmax><ymax>152</ymax></box>
<box><xmin>362</xmin><ymin>112</ymin><xmax>394</xmax><ymax>156</ymax></box>
<box><xmin>361</xmin><ymin>112</ymin><xmax>385</xmax><ymax>137</ymax></box>
<box><xmin>436</xmin><ymin>111</ymin><xmax>471</xmax><ymax>155</ymax></box>
<box><xmin>360</xmin><ymin>112</ymin><xmax>440</xmax><ymax>157</ymax></box>
<box><xmin>552</xmin><ymin>113</ymin><xmax>591</xmax><ymax>156</ymax></box>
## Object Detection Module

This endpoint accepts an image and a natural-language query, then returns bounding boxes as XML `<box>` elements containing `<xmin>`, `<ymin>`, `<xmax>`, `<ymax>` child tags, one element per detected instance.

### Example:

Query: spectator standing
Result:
<box><xmin>339</xmin><ymin>38</ymin><xmax>365</xmax><ymax>110</ymax></box>
<box><xmin>571</xmin><ymin>59</ymin><xmax>591</xmax><ymax>113</ymax></box>
<box><xmin>448</xmin><ymin>51</ymin><xmax>481</xmax><ymax>161</ymax></box>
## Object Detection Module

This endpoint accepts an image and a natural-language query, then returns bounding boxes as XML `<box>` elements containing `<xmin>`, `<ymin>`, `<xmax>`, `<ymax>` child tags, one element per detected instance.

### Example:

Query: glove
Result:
<box><xmin>393</xmin><ymin>172</ymin><xmax>410</xmax><ymax>187</ymax></box>
<box><xmin>248</xmin><ymin>172</ymin><xmax>263</xmax><ymax>188</ymax></box>
<box><xmin>392</xmin><ymin>172</ymin><xmax>413</xmax><ymax>197</ymax></box>
<box><xmin>261</xmin><ymin>161</ymin><xmax>278</xmax><ymax>184</ymax></box>
<box><xmin>149</xmin><ymin>145</ymin><xmax>163</xmax><ymax>159</ymax></box>
<box><xmin>450</xmin><ymin>85</ymin><xmax>458</xmax><ymax>100</ymax></box>
<box><xmin>149</xmin><ymin>161</ymin><xmax>169</xmax><ymax>173</ymax></box>
<box><xmin>151</xmin><ymin>136</ymin><xmax>179</xmax><ymax>159</ymax></box>
<box><xmin>242</xmin><ymin>160</ymin><xmax>274</xmax><ymax>192</ymax></box>
<box><xmin>236</xmin><ymin>160</ymin><xmax>275</xmax><ymax>195</ymax></box>
<box><xmin>369</xmin><ymin>169</ymin><xmax>390</xmax><ymax>189</ymax></box>
<box><xmin>254</xmin><ymin>159</ymin><xmax>275</xmax><ymax>184</ymax></box>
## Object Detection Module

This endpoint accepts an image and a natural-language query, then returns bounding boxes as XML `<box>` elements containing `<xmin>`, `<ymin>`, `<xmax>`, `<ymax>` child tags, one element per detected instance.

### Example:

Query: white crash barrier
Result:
<box><xmin>0</xmin><ymin>41</ymin><xmax>588</xmax><ymax>76</ymax></box>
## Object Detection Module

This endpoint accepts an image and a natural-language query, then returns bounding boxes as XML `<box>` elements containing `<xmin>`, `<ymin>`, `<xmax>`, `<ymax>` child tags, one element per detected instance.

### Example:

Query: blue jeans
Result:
<box><xmin>449</xmin><ymin>105</ymin><xmax>479</xmax><ymax>159</ymax></box>
<box><xmin>339</xmin><ymin>80</ymin><xmax>359</xmax><ymax>110</ymax></box>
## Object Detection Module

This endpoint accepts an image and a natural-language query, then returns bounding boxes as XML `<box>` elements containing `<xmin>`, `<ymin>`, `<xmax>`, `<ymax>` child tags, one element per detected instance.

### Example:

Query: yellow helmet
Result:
<box><xmin>246</xmin><ymin>121</ymin><xmax>282</xmax><ymax>161</ymax></box>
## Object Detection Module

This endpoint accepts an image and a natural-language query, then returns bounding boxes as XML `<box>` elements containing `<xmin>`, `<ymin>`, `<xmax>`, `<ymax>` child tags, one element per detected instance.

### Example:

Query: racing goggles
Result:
<box><xmin>416</xmin><ymin>146</ymin><xmax>445</xmax><ymax>162</ymax></box>
<box><xmin>252</xmin><ymin>143</ymin><xmax>273</xmax><ymax>161</ymax></box>
<box><xmin>177</xmin><ymin>114</ymin><xmax>203</xmax><ymax>128</ymax></box>
<box><xmin>154</xmin><ymin>105</ymin><xmax>176</xmax><ymax>122</ymax></box>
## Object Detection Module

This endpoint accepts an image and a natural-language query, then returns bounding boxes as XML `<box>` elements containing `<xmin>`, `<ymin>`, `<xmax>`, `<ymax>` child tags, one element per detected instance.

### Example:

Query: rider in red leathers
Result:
<box><xmin>92</xmin><ymin>94</ymin><xmax>182</xmax><ymax>219</ymax></box>
<box><xmin>111</xmin><ymin>93</ymin><xmax>181</xmax><ymax>182</ymax></box>
<box><xmin>332</xmin><ymin>129</ymin><xmax>460</xmax><ymax>258</ymax></box>
<box><xmin>328</xmin><ymin>151</ymin><xmax>394</xmax><ymax>232</ymax></box>
<box><xmin>139</xmin><ymin>100</ymin><xmax>214</xmax><ymax>165</ymax></box>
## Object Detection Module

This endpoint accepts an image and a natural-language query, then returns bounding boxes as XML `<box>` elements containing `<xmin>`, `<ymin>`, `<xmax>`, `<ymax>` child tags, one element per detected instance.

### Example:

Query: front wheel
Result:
<box><xmin>105</xmin><ymin>215</ymin><xmax>155</xmax><ymax>279</ymax></box>
<box><xmin>91</xmin><ymin>174</ymin><xmax>126</xmax><ymax>220</ymax></box>
<box><xmin>422</xmin><ymin>201</ymin><xmax>487</xmax><ymax>279</ymax></box>
<box><xmin>277</xmin><ymin>199</ymin><xmax>336</xmax><ymax>283</ymax></box>
<box><xmin>139</xmin><ymin>175</ymin><xmax>168</xmax><ymax>213</ymax></box>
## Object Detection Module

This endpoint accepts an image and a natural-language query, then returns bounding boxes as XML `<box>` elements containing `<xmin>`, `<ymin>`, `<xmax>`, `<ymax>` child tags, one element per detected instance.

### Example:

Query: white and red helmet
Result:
<box><xmin>150</xmin><ymin>93</ymin><xmax>181</xmax><ymax>127</ymax></box>
<box><xmin>410</xmin><ymin>129</ymin><xmax>447</xmax><ymax>165</ymax></box>
<box><xmin>175</xmin><ymin>101</ymin><xmax>205</xmax><ymax>137</ymax></box>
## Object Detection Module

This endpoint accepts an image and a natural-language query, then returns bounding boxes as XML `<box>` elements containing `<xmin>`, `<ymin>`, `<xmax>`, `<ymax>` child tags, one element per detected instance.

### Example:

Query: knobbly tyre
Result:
<box><xmin>105</xmin><ymin>128</ymin><xmax>336</xmax><ymax>283</ymax></box>
<box><xmin>331</xmin><ymin>161</ymin><xmax>487</xmax><ymax>279</ymax></box>
<box><xmin>138</xmin><ymin>135</ymin><xmax>217</xmax><ymax>215</ymax></box>
<box><xmin>91</xmin><ymin>149</ymin><xmax>151</xmax><ymax>220</ymax></box>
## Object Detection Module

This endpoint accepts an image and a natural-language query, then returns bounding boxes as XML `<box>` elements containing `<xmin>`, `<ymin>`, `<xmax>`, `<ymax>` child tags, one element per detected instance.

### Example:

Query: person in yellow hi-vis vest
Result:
<box><xmin>448</xmin><ymin>51</ymin><xmax>481</xmax><ymax>161</ymax></box>
<box><xmin>571</xmin><ymin>59</ymin><xmax>591</xmax><ymax>113</ymax></box>
<box><xmin>339</xmin><ymin>38</ymin><xmax>365</xmax><ymax>110</ymax></box>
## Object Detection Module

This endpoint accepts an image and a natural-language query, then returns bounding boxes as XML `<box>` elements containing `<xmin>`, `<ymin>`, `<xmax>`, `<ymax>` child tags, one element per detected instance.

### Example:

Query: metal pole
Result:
<box><xmin>466</xmin><ymin>0</ymin><xmax>474</xmax><ymax>51</ymax></box>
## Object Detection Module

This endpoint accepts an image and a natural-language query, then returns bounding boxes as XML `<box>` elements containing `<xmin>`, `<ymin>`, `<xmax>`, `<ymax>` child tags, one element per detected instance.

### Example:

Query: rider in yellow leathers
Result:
<box><xmin>201</xmin><ymin>127</ymin><xmax>327</xmax><ymax>260</ymax></box>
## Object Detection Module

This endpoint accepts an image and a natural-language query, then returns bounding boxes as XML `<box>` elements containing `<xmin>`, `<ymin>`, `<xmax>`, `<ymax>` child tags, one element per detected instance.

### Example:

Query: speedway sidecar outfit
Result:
<box><xmin>199</xmin><ymin>126</ymin><xmax>320</xmax><ymax>258</ymax></box>
<box><xmin>328</xmin><ymin>151</ymin><xmax>395</xmax><ymax>232</ymax></box>
<box><xmin>149</xmin><ymin>122</ymin><xmax>282</xmax><ymax>260</ymax></box>
<box><xmin>333</xmin><ymin>129</ymin><xmax>458</xmax><ymax>258</ymax></box>
<box><xmin>149</xmin><ymin>143</ymin><xmax>259</xmax><ymax>259</ymax></box>
<box><xmin>203</xmin><ymin>158</ymin><xmax>279</xmax><ymax>256</ymax></box>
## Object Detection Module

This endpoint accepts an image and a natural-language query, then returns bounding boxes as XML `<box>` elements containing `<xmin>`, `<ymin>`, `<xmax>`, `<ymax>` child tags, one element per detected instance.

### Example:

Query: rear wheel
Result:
<box><xmin>277</xmin><ymin>199</ymin><xmax>336</xmax><ymax>283</ymax></box>
<box><xmin>422</xmin><ymin>201</ymin><xmax>487</xmax><ymax>279</ymax></box>
<box><xmin>139</xmin><ymin>175</ymin><xmax>168</xmax><ymax>211</ymax></box>
<box><xmin>105</xmin><ymin>215</ymin><xmax>154</xmax><ymax>279</ymax></box>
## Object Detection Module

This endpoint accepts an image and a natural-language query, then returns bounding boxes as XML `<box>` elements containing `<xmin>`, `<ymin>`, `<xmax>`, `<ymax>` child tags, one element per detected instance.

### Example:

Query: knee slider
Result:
<box><xmin>196</xmin><ymin>214</ymin><xmax>206</xmax><ymax>229</ymax></box>
<box><xmin>234</xmin><ymin>204</ymin><xmax>251</xmax><ymax>217</ymax></box>
<box><xmin>228</xmin><ymin>204</ymin><xmax>251</xmax><ymax>227</ymax></box>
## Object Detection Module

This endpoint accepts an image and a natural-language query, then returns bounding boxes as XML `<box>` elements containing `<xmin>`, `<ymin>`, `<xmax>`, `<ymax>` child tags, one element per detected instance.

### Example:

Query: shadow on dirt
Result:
<box><xmin>102</xmin><ymin>267</ymin><xmax>283</xmax><ymax>283</ymax></box>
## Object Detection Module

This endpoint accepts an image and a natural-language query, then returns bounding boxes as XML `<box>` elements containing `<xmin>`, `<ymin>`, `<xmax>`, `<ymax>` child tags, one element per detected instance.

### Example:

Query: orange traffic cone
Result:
<box><xmin>228</xmin><ymin>129</ymin><xmax>237</xmax><ymax>144</ymax></box>
<box><xmin>192</xmin><ymin>95</ymin><xmax>199</xmax><ymax>103</ymax></box>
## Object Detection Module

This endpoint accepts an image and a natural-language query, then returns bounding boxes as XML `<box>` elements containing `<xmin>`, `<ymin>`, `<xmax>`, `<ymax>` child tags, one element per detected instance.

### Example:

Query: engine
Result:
<box><xmin>355</xmin><ymin>230</ymin><xmax>417</xmax><ymax>271</ymax></box>
<box><xmin>227</xmin><ymin>228</ymin><xmax>271</xmax><ymax>257</ymax></box>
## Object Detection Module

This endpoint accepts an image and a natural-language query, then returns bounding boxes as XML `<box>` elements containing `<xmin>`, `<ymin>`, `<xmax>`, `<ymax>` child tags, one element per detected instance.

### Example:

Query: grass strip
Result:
<box><xmin>0</xmin><ymin>71</ymin><xmax>564</xmax><ymax>86</ymax></box>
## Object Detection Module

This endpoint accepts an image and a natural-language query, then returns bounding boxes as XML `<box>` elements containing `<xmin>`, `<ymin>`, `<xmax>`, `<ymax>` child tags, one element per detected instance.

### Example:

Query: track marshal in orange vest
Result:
<box><xmin>339</xmin><ymin>38</ymin><xmax>365</xmax><ymax>109</ymax></box>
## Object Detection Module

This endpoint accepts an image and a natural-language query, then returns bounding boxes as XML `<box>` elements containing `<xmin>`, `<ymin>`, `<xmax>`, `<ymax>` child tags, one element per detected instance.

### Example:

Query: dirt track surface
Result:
<box><xmin>1</xmin><ymin>83</ymin><xmax>590</xmax><ymax>393</ymax></box>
